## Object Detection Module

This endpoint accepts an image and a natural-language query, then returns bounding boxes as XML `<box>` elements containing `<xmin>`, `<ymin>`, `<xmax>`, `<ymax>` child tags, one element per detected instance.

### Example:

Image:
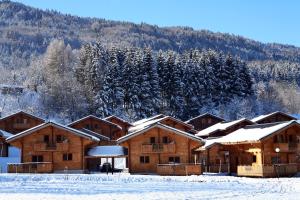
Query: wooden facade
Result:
<box><xmin>252</xmin><ymin>111</ymin><xmax>296</xmax><ymax>124</ymax></box>
<box><xmin>104</xmin><ymin>115</ymin><xmax>132</xmax><ymax>136</ymax></box>
<box><xmin>118</xmin><ymin>123</ymin><xmax>204</xmax><ymax>175</ymax></box>
<box><xmin>197</xmin><ymin>122</ymin><xmax>300</xmax><ymax>177</ymax></box>
<box><xmin>186</xmin><ymin>113</ymin><xmax>225</xmax><ymax>131</ymax></box>
<box><xmin>6</xmin><ymin>122</ymin><xmax>99</xmax><ymax>173</ymax></box>
<box><xmin>68</xmin><ymin>115</ymin><xmax>123</xmax><ymax>141</ymax></box>
<box><xmin>0</xmin><ymin>111</ymin><xmax>45</xmax><ymax>134</ymax></box>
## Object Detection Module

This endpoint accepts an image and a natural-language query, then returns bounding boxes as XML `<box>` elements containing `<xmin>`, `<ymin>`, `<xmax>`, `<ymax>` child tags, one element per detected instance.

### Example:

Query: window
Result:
<box><xmin>252</xmin><ymin>155</ymin><xmax>257</xmax><ymax>163</ymax></box>
<box><xmin>94</xmin><ymin>124</ymin><xmax>99</xmax><ymax>129</ymax></box>
<box><xmin>44</xmin><ymin>135</ymin><xmax>49</xmax><ymax>143</ymax></box>
<box><xmin>32</xmin><ymin>155</ymin><xmax>43</xmax><ymax>162</ymax></box>
<box><xmin>140</xmin><ymin>156</ymin><xmax>150</xmax><ymax>164</ymax></box>
<box><xmin>162</xmin><ymin>136</ymin><xmax>169</xmax><ymax>144</ymax></box>
<box><xmin>16</xmin><ymin>118</ymin><xmax>24</xmax><ymax>124</ymax></box>
<box><xmin>63</xmin><ymin>153</ymin><xmax>73</xmax><ymax>161</ymax></box>
<box><xmin>85</xmin><ymin>124</ymin><xmax>91</xmax><ymax>130</ymax></box>
<box><xmin>150</xmin><ymin>137</ymin><xmax>156</xmax><ymax>144</ymax></box>
<box><xmin>169</xmin><ymin>156</ymin><xmax>180</xmax><ymax>163</ymax></box>
<box><xmin>56</xmin><ymin>135</ymin><xmax>66</xmax><ymax>143</ymax></box>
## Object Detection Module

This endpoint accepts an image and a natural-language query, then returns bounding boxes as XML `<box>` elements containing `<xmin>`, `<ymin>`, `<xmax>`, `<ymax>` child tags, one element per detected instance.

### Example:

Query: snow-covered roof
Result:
<box><xmin>0</xmin><ymin>110</ymin><xmax>45</xmax><ymax>122</ymax></box>
<box><xmin>68</xmin><ymin>115</ymin><xmax>122</xmax><ymax>130</ymax></box>
<box><xmin>251</xmin><ymin>111</ymin><xmax>296</xmax><ymax>123</ymax></box>
<box><xmin>200</xmin><ymin>121</ymin><xmax>298</xmax><ymax>148</ymax></box>
<box><xmin>6</xmin><ymin>122</ymin><xmax>100</xmax><ymax>143</ymax></box>
<box><xmin>129</xmin><ymin>115</ymin><xmax>193</xmax><ymax>133</ymax></box>
<box><xmin>87</xmin><ymin>145</ymin><xmax>127</xmax><ymax>157</ymax></box>
<box><xmin>185</xmin><ymin>113</ymin><xmax>225</xmax><ymax>123</ymax></box>
<box><xmin>118</xmin><ymin>123</ymin><xmax>204</xmax><ymax>144</ymax></box>
<box><xmin>104</xmin><ymin>115</ymin><xmax>133</xmax><ymax>126</ymax></box>
<box><xmin>0</xmin><ymin>129</ymin><xmax>13</xmax><ymax>138</ymax></box>
<box><xmin>132</xmin><ymin>114</ymin><xmax>165</xmax><ymax>126</ymax></box>
<box><xmin>196</xmin><ymin>118</ymin><xmax>253</xmax><ymax>137</ymax></box>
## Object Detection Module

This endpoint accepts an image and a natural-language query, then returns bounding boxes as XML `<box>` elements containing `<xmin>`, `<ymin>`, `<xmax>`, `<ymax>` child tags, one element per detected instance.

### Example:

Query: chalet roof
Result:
<box><xmin>129</xmin><ymin>115</ymin><xmax>194</xmax><ymax>133</ymax></box>
<box><xmin>87</xmin><ymin>145</ymin><xmax>127</xmax><ymax>157</ymax></box>
<box><xmin>131</xmin><ymin>114</ymin><xmax>165</xmax><ymax>126</ymax></box>
<box><xmin>6</xmin><ymin>122</ymin><xmax>100</xmax><ymax>143</ymax></box>
<box><xmin>196</xmin><ymin>121</ymin><xmax>298</xmax><ymax>150</ymax></box>
<box><xmin>185</xmin><ymin>113</ymin><xmax>225</xmax><ymax>123</ymax></box>
<box><xmin>103</xmin><ymin>115</ymin><xmax>133</xmax><ymax>126</ymax></box>
<box><xmin>67</xmin><ymin>115</ymin><xmax>122</xmax><ymax>130</ymax></box>
<box><xmin>251</xmin><ymin>111</ymin><xmax>297</xmax><ymax>123</ymax></box>
<box><xmin>81</xmin><ymin>128</ymin><xmax>110</xmax><ymax>141</ymax></box>
<box><xmin>117</xmin><ymin>123</ymin><xmax>204</xmax><ymax>144</ymax></box>
<box><xmin>0</xmin><ymin>110</ymin><xmax>45</xmax><ymax>123</ymax></box>
<box><xmin>195</xmin><ymin>118</ymin><xmax>254</xmax><ymax>137</ymax></box>
<box><xmin>0</xmin><ymin>129</ymin><xmax>13</xmax><ymax>139</ymax></box>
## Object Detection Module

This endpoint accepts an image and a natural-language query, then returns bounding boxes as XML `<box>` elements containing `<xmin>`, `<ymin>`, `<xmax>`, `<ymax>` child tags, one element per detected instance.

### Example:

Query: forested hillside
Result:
<box><xmin>1</xmin><ymin>0</ymin><xmax>300</xmax><ymax>122</ymax></box>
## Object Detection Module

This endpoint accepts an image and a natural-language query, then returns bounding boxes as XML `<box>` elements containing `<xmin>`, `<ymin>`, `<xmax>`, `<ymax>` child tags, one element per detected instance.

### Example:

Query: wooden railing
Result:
<box><xmin>34</xmin><ymin>142</ymin><xmax>69</xmax><ymax>151</ymax></box>
<box><xmin>141</xmin><ymin>143</ymin><xmax>176</xmax><ymax>153</ymax></box>
<box><xmin>203</xmin><ymin>164</ymin><xmax>230</xmax><ymax>173</ymax></box>
<box><xmin>157</xmin><ymin>163</ymin><xmax>202</xmax><ymax>175</ymax></box>
<box><xmin>237</xmin><ymin>164</ymin><xmax>298</xmax><ymax>177</ymax></box>
<box><xmin>7</xmin><ymin>162</ymin><xmax>53</xmax><ymax>173</ymax></box>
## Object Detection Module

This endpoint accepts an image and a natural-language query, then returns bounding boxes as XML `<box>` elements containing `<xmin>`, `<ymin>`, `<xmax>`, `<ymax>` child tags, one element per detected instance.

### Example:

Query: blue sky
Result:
<box><xmin>15</xmin><ymin>0</ymin><xmax>300</xmax><ymax>47</ymax></box>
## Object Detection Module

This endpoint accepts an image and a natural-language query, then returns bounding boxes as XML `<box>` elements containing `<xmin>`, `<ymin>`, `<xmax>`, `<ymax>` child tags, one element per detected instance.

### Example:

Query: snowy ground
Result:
<box><xmin>0</xmin><ymin>173</ymin><xmax>299</xmax><ymax>200</ymax></box>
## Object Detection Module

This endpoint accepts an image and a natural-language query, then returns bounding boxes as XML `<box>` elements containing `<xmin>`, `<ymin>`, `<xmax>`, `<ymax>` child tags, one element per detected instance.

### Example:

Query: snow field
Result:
<box><xmin>0</xmin><ymin>173</ymin><xmax>299</xmax><ymax>200</ymax></box>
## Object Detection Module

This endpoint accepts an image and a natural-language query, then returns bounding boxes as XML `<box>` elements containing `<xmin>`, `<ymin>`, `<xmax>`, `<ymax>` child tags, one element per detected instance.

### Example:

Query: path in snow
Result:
<box><xmin>0</xmin><ymin>173</ymin><xmax>299</xmax><ymax>200</ymax></box>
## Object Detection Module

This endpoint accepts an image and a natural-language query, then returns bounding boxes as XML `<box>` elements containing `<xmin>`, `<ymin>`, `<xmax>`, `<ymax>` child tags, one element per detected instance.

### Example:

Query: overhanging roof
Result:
<box><xmin>117</xmin><ymin>123</ymin><xmax>204</xmax><ymax>144</ymax></box>
<box><xmin>6</xmin><ymin>122</ymin><xmax>100</xmax><ymax>143</ymax></box>
<box><xmin>251</xmin><ymin>111</ymin><xmax>297</xmax><ymax>123</ymax></box>
<box><xmin>68</xmin><ymin>115</ymin><xmax>122</xmax><ymax>130</ymax></box>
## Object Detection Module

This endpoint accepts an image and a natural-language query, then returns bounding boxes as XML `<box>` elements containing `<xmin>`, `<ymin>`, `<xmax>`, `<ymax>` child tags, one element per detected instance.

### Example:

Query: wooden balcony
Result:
<box><xmin>237</xmin><ymin>164</ymin><xmax>298</xmax><ymax>177</ymax></box>
<box><xmin>157</xmin><ymin>163</ymin><xmax>202</xmax><ymax>176</ymax></box>
<box><xmin>33</xmin><ymin>142</ymin><xmax>69</xmax><ymax>151</ymax></box>
<box><xmin>141</xmin><ymin>143</ymin><xmax>175</xmax><ymax>153</ymax></box>
<box><xmin>7</xmin><ymin>162</ymin><xmax>53</xmax><ymax>173</ymax></box>
<box><xmin>273</xmin><ymin>143</ymin><xmax>299</xmax><ymax>152</ymax></box>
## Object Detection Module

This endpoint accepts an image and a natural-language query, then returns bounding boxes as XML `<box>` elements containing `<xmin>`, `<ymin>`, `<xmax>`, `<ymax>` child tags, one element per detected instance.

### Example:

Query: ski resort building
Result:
<box><xmin>117</xmin><ymin>115</ymin><xmax>204</xmax><ymax>175</ymax></box>
<box><xmin>196</xmin><ymin>120</ymin><xmax>300</xmax><ymax>177</ymax></box>
<box><xmin>6</xmin><ymin>122</ymin><xmax>101</xmax><ymax>173</ymax></box>
<box><xmin>185</xmin><ymin>113</ymin><xmax>225</xmax><ymax>131</ymax></box>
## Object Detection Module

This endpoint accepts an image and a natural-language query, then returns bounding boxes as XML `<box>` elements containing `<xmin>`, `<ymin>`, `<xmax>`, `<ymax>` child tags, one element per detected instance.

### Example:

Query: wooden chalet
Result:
<box><xmin>251</xmin><ymin>111</ymin><xmax>296</xmax><ymax>124</ymax></box>
<box><xmin>0</xmin><ymin>111</ymin><xmax>45</xmax><ymax>134</ymax></box>
<box><xmin>195</xmin><ymin>118</ymin><xmax>254</xmax><ymax>139</ymax></box>
<box><xmin>186</xmin><ymin>113</ymin><xmax>225</xmax><ymax>131</ymax></box>
<box><xmin>196</xmin><ymin>120</ymin><xmax>300</xmax><ymax>177</ymax></box>
<box><xmin>68</xmin><ymin>115</ymin><xmax>123</xmax><ymax>142</ymax></box>
<box><xmin>6</xmin><ymin>122</ymin><xmax>101</xmax><ymax>173</ymax></box>
<box><xmin>104</xmin><ymin>115</ymin><xmax>133</xmax><ymax>135</ymax></box>
<box><xmin>117</xmin><ymin>116</ymin><xmax>204</xmax><ymax>176</ymax></box>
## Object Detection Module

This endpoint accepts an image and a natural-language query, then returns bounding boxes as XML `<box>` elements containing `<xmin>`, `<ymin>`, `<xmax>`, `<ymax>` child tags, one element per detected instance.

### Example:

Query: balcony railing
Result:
<box><xmin>7</xmin><ymin>162</ymin><xmax>53</xmax><ymax>173</ymax></box>
<box><xmin>157</xmin><ymin>163</ymin><xmax>202</xmax><ymax>175</ymax></box>
<box><xmin>141</xmin><ymin>143</ymin><xmax>175</xmax><ymax>153</ymax></box>
<box><xmin>273</xmin><ymin>143</ymin><xmax>299</xmax><ymax>152</ymax></box>
<box><xmin>33</xmin><ymin>142</ymin><xmax>69</xmax><ymax>151</ymax></box>
<box><xmin>237</xmin><ymin>164</ymin><xmax>298</xmax><ymax>177</ymax></box>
